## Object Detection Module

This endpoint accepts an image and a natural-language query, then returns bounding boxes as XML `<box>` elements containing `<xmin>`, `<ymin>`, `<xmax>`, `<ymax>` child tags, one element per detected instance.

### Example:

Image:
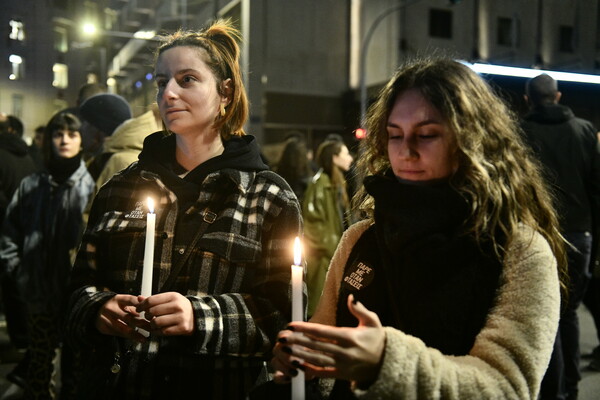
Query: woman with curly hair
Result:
<box><xmin>270</xmin><ymin>58</ymin><xmax>567</xmax><ymax>399</ymax></box>
<box><xmin>65</xmin><ymin>19</ymin><xmax>301</xmax><ymax>399</ymax></box>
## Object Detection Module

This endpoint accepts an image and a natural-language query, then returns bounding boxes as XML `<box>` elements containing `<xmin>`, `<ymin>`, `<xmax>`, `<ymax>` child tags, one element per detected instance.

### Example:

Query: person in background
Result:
<box><xmin>274</xmin><ymin>134</ymin><xmax>313</xmax><ymax>202</ymax></box>
<box><xmin>271</xmin><ymin>58</ymin><xmax>567</xmax><ymax>399</ymax></box>
<box><xmin>0</xmin><ymin>111</ymin><xmax>94</xmax><ymax>399</ymax></box>
<box><xmin>28</xmin><ymin>125</ymin><xmax>46</xmax><ymax>171</ymax></box>
<box><xmin>521</xmin><ymin>73</ymin><xmax>600</xmax><ymax>400</ymax></box>
<box><xmin>94</xmin><ymin>103</ymin><xmax>162</xmax><ymax>191</ymax></box>
<box><xmin>78</xmin><ymin>93</ymin><xmax>133</xmax><ymax>168</ymax></box>
<box><xmin>0</xmin><ymin>112</ymin><xmax>37</xmax><ymax>388</ymax></box>
<box><xmin>303</xmin><ymin>139</ymin><xmax>353</xmax><ymax>317</ymax></box>
<box><xmin>64</xmin><ymin>19</ymin><xmax>302</xmax><ymax>399</ymax></box>
<box><xmin>58</xmin><ymin>83</ymin><xmax>108</xmax><ymax>124</ymax></box>
<box><xmin>75</xmin><ymin>83</ymin><xmax>107</xmax><ymax>108</ymax></box>
<box><xmin>6</xmin><ymin>115</ymin><xmax>24</xmax><ymax>139</ymax></box>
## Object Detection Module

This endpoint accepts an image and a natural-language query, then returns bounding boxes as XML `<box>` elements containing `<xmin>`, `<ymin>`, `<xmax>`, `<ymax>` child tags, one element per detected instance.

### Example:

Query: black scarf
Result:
<box><xmin>335</xmin><ymin>172</ymin><xmax>503</xmax><ymax>356</ymax></box>
<box><xmin>47</xmin><ymin>152</ymin><xmax>82</xmax><ymax>184</ymax></box>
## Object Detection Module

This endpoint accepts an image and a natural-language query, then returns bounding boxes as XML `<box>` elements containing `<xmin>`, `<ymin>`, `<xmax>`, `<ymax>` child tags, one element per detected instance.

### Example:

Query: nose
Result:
<box><xmin>162</xmin><ymin>79</ymin><xmax>179</xmax><ymax>100</ymax></box>
<box><xmin>399</xmin><ymin>137</ymin><xmax>418</xmax><ymax>159</ymax></box>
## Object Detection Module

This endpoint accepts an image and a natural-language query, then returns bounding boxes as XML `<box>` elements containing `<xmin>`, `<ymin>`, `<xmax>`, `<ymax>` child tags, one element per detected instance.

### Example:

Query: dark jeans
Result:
<box><xmin>582</xmin><ymin>270</ymin><xmax>600</xmax><ymax>344</ymax></box>
<box><xmin>540</xmin><ymin>231</ymin><xmax>592</xmax><ymax>400</ymax></box>
<box><xmin>0</xmin><ymin>275</ymin><xmax>29</xmax><ymax>349</ymax></box>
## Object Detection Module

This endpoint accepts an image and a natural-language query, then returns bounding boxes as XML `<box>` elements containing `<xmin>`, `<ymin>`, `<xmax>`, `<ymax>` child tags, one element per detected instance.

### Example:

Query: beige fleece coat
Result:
<box><xmin>311</xmin><ymin>220</ymin><xmax>560</xmax><ymax>400</ymax></box>
<box><xmin>96</xmin><ymin>110</ymin><xmax>160</xmax><ymax>191</ymax></box>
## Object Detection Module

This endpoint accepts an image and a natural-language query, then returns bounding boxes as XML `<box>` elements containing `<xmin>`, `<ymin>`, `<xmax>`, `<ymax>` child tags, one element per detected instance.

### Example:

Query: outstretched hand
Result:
<box><xmin>271</xmin><ymin>294</ymin><xmax>385</xmax><ymax>386</ymax></box>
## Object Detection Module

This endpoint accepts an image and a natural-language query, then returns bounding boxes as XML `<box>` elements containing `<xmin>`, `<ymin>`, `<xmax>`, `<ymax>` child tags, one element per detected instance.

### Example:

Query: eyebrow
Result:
<box><xmin>154</xmin><ymin>68</ymin><xmax>198</xmax><ymax>79</ymax></box>
<box><xmin>386</xmin><ymin>118</ymin><xmax>441</xmax><ymax>129</ymax></box>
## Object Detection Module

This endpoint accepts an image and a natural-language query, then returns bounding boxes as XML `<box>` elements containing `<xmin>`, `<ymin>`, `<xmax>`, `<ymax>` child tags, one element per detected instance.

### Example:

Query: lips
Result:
<box><xmin>165</xmin><ymin>107</ymin><xmax>185</xmax><ymax>115</ymax></box>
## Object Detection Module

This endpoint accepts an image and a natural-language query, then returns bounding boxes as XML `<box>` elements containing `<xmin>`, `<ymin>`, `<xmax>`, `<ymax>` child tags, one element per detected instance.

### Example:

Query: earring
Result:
<box><xmin>220</xmin><ymin>104</ymin><xmax>226</xmax><ymax>117</ymax></box>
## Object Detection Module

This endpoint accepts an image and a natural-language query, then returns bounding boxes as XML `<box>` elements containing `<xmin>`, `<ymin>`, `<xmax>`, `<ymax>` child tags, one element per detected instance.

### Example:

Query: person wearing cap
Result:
<box><xmin>522</xmin><ymin>73</ymin><xmax>600</xmax><ymax>400</ymax></box>
<box><xmin>78</xmin><ymin>93</ymin><xmax>133</xmax><ymax>179</ymax></box>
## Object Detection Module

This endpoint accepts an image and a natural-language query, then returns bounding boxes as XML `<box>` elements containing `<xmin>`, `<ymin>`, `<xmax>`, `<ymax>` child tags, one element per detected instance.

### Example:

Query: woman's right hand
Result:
<box><xmin>95</xmin><ymin>294</ymin><xmax>150</xmax><ymax>342</ymax></box>
<box><xmin>271</xmin><ymin>294</ymin><xmax>386</xmax><ymax>386</ymax></box>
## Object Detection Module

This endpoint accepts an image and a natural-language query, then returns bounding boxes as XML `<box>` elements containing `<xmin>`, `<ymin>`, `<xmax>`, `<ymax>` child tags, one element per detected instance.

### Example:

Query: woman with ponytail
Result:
<box><xmin>65</xmin><ymin>19</ymin><xmax>301</xmax><ymax>399</ymax></box>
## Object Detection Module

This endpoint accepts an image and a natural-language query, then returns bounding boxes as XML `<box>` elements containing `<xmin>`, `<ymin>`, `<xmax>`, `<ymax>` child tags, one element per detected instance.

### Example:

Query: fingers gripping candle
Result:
<box><xmin>291</xmin><ymin>237</ymin><xmax>305</xmax><ymax>400</ymax></box>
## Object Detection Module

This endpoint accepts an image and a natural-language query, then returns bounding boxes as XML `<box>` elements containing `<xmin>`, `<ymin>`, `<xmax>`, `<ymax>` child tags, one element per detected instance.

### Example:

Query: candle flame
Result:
<box><xmin>147</xmin><ymin>197</ymin><xmax>155</xmax><ymax>214</ymax></box>
<box><xmin>293</xmin><ymin>237</ymin><xmax>302</xmax><ymax>266</ymax></box>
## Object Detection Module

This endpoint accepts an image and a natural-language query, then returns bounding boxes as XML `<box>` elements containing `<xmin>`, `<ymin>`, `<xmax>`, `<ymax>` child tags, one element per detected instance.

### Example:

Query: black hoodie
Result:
<box><xmin>137</xmin><ymin>132</ymin><xmax>268</xmax><ymax>212</ymax></box>
<box><xmin>0</xmin><ymin>132</ymin><xmax>37</xmax><ymax>221</ymax></box>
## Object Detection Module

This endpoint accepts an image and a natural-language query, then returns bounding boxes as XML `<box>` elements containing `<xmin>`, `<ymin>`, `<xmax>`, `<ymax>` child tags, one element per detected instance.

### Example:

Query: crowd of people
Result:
<box><xmin>0</xmin><ymin>17</ymin><xmax>598</xmax><ymax>400</ymax></box>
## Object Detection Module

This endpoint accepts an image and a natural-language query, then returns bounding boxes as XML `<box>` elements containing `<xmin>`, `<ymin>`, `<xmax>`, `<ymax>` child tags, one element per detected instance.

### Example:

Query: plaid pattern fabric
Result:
<box><xmin>65</xmin><ymin>164</ymin><xmax>302</xmax><ymax>399</ymax></box>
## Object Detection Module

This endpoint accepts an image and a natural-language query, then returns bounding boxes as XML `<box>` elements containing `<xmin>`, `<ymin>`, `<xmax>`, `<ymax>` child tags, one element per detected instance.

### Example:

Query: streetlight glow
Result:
<box><xmin>133</xmin><ymin>30</ymin><xmax>157</xmax><ymax>40</ymax></box>
<box><xmin>82</xmin><ymin>22</ymin><xmax>98</xmax><ymax>37</ymax></box>
<box><xmin>463</xmin><ymin>62</ymin><xmax>600</xmax><ymax>85</ymax></box>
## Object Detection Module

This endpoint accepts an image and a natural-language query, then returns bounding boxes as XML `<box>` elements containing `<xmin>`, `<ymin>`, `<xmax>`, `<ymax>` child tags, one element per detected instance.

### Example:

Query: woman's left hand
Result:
<box><xmin>134</xmin><ymin>292</ymin><xmax>195</xmax><ymax>336</ymax></box>
<box><xmin>272</xmin><ymin>294</ymin><xmax>386</xmax><ymax>386</ymax></box>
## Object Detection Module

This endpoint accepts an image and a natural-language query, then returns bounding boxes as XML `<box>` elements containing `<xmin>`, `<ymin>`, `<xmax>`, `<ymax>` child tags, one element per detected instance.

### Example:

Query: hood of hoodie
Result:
<box><xmin>525</xmin><ymin>103</ymin><xmax>574</xmax><ymax>124</ymax></box>
<box><xmin>137</xmin><ymin>132</ymin><xmax>268</xmax><ymax>207</ymax></box>
<box><xmin>0</xmin><ymin>132</ymin><xmax>31</xmax><ymax>157</ymax></box>
<box><xmin>103</xmin><ymin>110</ymin><xmax>160</xmax><ymax>154</ymax></box>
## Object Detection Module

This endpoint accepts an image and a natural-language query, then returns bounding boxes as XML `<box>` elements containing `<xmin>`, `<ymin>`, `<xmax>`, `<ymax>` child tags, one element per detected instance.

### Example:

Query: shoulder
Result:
<box><xmin>572</xmin><ymin>117</ymin><xmax>598</xmax><ymax>137</ymax></box>
<box><xmin>505</xmin><ymin>225</ymin><xmax>554</xmax><ymax>264</ymax></box>
<box><xmin>250</xmin><ymin>170</ymin><xmax>299</xmax><ymax>203</ymax></box>
<box><xmin>341</xmin><ymin>219</ymin><xmax>373</xmax><ymax>246</ymax></box>
<box><xmin>20</xmin><ymin>172</ymin><xmax>45</xmax><ymax>189</ymax></box>
<box><xmin>93</xmin><ymin>162</ymin><xmax>144</xmax><ymax>202</ymax></box>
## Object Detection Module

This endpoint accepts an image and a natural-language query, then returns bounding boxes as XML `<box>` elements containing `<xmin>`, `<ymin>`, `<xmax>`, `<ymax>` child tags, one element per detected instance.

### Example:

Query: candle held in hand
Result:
<box><xmin>141</xmin><ymin>197</ymin><xmax>155</xmax><ymax>297</ymax></box>
<box><xmin>291</xmin><ymin>237</ymin><xmax>305</xmax><ymax>400</ymax></box>
<box><xmin>291</xmin><ymin>237</ymin><xmax>303</xmax><ymax>322</ymax></box>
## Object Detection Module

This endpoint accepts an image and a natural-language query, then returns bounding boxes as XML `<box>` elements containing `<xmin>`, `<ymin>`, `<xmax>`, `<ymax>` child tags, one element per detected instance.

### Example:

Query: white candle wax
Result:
<box><xmin>141</xmin><ymin>197</ymin><xmax>155</xmax><ymax>297</ymax></box>
<box><xmin>138</xmin><ymin>198</ymin><xmax>155</xmax><ymax>338</ymax></box>
<box><xmin>291</xmin><ymin>237</ymin><xmax>305</xmax><ymax>400</ymax></box>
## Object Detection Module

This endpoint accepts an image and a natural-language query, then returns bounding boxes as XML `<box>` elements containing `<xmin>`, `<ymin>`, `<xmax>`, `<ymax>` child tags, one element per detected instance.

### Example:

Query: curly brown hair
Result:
<box><xmin>355</xmin><ymin>57</ymin><xmax>567</xmax><ymax>294</ymax></box>
<box><xmin>155</xmin><ymin>18</ymin><xmax>248</xmax><ymax>140</ymax></box>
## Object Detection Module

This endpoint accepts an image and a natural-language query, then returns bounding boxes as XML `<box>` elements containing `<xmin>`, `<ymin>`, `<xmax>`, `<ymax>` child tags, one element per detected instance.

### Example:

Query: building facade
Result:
<box><xmin>2</xmin><ymin>0</ymin><xmax>600</xmax><ymax>149</ymax></box>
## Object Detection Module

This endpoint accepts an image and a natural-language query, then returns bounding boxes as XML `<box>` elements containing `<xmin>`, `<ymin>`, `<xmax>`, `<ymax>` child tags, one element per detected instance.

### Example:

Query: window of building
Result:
<box><xmin>53</xmin><ymin>63</ymin><xmax>68</xmax><ymax>89</ymax></box>
<box><xmin>429</xmin><ymin>9</ymin><xmax>452</xmax><ymax>39</ymax></box>
<box><xmin>54</xmin><ymin>26</ymin><xmax>68</xmax><ymax>53</ymax></box>
<box><xmin>497</xmin><ymin>17</ymin><xmax>519</xmax><ymax>47</ymax></box>
<box><xmin>12</xmin><ymin>94</ymin><xmax>23</xmax><ymax>119</ymax></box>
<box><xmin>8</xmin><ymin>54</ymin><xmax>24</xmax><ymax>80</ymax></box>
<box><xmin>559</xmin><ymin>25</ymin><xmax>575</xmax><ymax>53</ymax></box>
<box><xmin>9</xmin><ymin>20</ymin><xmax>25</xmax><ymax>41</ymax></box>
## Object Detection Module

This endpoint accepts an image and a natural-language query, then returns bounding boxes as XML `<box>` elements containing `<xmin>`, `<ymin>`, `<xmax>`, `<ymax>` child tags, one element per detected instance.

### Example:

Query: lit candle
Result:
<box><xmin>141</xmin><ymin>197</ymin><xmax>155</xmax><ymax>297</ymax></box>
<box><xmin>139</xmin><ymin>197</ymin><xmax>155</xmax><ymax>337</ymax></box>
<box><xmin>291</xmin><ymin>237</ymin><xmax>305</xmax><ymax>400</ymax></box>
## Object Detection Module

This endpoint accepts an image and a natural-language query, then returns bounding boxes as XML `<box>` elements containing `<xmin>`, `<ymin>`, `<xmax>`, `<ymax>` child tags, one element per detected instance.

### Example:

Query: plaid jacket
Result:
<box><xmin>65</xmin><ymin>157</ymin><xmax>302</xmax><ymax>399</ymax></box>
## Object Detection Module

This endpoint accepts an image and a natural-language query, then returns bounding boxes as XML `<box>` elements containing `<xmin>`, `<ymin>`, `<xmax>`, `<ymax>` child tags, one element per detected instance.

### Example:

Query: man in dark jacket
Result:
<box><xmin>522</xmin><ymin>73</ymin><xmax>600</xmax><ymax>400</ymax></box>
<box><xmin>0</xmin><ymin>114</ymin><xmax>37</xmax><ymax>222</ymax></box>
<box><xmin>0</xmin><ymin>112</ymin><xmax>37</xmax><ymax>389</ymax></box>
